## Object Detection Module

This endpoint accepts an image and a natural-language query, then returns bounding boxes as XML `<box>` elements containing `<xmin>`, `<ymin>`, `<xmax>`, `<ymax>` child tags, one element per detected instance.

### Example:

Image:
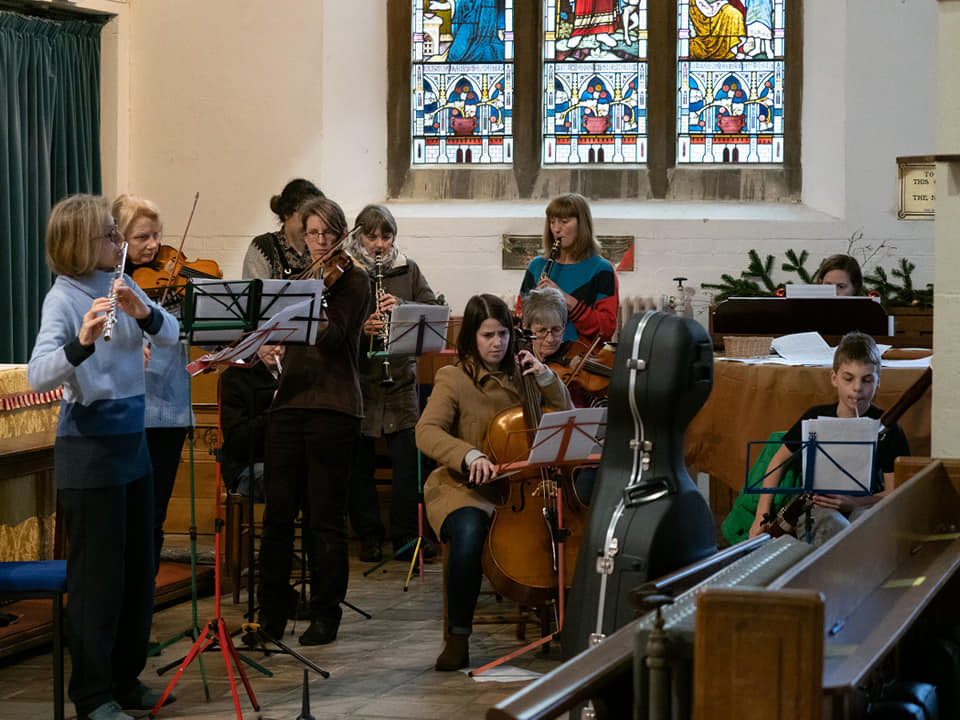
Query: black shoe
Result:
<box><xmin>358</xmin><ymin>537</ymin><xmax>383</xmax><ymax>563</ymax></box>
<box><xmin>257</xmin><ymin>611</ymin><xmax>286</xmax><ymax>641</ymax></box>
<box><xmin>298</xmin><ymin>617</ymin><xmax>339</xmax><ymax>646</ymax></box>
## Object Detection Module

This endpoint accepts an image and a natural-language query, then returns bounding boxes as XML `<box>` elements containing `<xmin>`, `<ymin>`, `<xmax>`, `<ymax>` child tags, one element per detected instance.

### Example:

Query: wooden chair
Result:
<box><xmin>0</xmin><ymin>560</ymin><xmax>67</xmax><ymax>720</ymax></box>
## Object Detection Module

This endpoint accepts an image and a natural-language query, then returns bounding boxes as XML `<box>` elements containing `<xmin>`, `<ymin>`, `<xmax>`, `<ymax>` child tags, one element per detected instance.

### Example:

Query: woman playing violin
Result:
<box><xmin>257</xmin><ymin>196</ymin><xmax>370</xmax><ymax>647</ymax></box>
<box><xmin>518</xmin><ymin>193</ymin><xmax>619</xmax><ymax>345</ymax></box>
<box><xmin>114</xmin><ymin>194</ymin><xmax>194</xmax><ymax>576</ymax></box>
<box><xmin>416</xmin><ymin>294</ymin><xmax>572</xmax><ymax>671</ymax></box>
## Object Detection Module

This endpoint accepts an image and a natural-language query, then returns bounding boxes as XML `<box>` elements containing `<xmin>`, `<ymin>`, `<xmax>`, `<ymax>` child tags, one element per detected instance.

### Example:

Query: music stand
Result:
<box><xmin>151</xmin><ymin>279</ymin><xmax>329</xmax><ymax>720</ymax></box>
<box><xmin>745</xmin><ymin>423</ymin><xmax>876</xmax><ymax>544</ymax></box>
<box><xmin>361</xmin><ymin>308</ymin><xmax>450</xmax><ymax>587</ymax></box>
<box><xmin>469</xmin><ymin>408</ymin><xmax>605</xmax><ymax>678</ymax></box>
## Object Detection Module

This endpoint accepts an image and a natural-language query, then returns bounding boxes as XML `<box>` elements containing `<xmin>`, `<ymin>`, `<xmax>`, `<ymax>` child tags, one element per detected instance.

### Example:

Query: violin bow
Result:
<box><xmin>159</xmin><ymin>191</ymin><xmax>200</xmax><ymax>307</ymax></box>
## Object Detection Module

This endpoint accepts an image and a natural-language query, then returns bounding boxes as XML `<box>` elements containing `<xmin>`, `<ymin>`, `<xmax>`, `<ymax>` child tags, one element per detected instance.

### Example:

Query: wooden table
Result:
<box><xmin>684</xmin><ymin>359</ymin><xmax>932</xmax><ymax>497</ymax></box>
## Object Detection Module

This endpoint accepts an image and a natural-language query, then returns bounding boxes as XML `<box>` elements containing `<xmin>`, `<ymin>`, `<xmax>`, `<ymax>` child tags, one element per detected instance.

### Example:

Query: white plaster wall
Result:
<box><xmin>112</xmin><ymin>0</ymin><xmax>935</xmax><ymax>328</ymax></box>
<box><xmin>933</xmin><ymin>4</ymin><xmax>960</xmax><ymax>458</ymax></box>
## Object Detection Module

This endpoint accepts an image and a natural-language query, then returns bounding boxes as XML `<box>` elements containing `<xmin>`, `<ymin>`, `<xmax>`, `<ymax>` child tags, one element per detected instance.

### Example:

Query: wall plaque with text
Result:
<box><xmin>897</xmin><ymin>161</ymin><xmax>935</xmax><ymax>220</ymax></box>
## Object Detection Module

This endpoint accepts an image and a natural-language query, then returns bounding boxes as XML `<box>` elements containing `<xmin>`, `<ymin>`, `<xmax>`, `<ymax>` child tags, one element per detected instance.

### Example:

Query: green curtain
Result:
<box><xmin>0</xmin><ymin>11</ymin><xmax>102</xmax><ymax>364</ymax></box>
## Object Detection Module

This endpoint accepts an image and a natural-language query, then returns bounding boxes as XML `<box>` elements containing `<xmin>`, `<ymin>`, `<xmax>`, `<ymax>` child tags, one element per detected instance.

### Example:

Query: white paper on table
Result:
<box><xmin>771</xmin><ymin>332</ymin><xmax>834</xmax><ymax>366</ymax></box>
<box><xmin>527</xmin><ymin>408</ymin><xmax>607</xmax><ymax>465</ymax></box>
<box><xmin>801</xmin><ymin>416</ymin><xmax>879</xmax><ymax>494</ymax></box>
<box><xmin>881</xmin><ymin>357</ymin><xmax>932</xmax><ymax>369</ymax></box>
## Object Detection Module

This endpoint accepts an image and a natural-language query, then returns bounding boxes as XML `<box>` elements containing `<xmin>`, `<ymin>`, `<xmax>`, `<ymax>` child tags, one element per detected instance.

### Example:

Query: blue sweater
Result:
<box><xmin>28</xmin><ymin>271</ymin><xmax>180</xmax><ymax>489</ymax></box>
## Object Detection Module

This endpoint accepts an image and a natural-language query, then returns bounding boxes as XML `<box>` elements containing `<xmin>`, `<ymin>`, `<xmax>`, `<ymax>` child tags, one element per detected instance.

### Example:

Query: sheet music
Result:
<box><xmin>801</xmin><ymin>416</ymin><xmax>879</xmax><ymax>494</ymax></box>
<box><xmin>527</xmin><ymin>408</ymin><xmax>607</xmax><ymax>465</ymax></box>
<box><xmin>387</xmin><ymin>303</ymin><xmax>450</xmax><ymax>355</ymax></box>
<box><xmin>770</xmin><ymin>332</ymin><xmax>834</xmax><ymax>365</ymax></box>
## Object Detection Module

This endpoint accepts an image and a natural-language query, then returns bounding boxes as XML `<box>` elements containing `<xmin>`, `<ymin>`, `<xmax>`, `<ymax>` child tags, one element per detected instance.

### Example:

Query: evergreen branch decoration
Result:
<box><xmin>781</xmin><ymin>248</ymin><xmax>813</xmax><ymax>284</ymax></box>
<box><xmin>745</xmin><ymin>250</ymin><xmax>778</xmax><ymax>294</ymax></box>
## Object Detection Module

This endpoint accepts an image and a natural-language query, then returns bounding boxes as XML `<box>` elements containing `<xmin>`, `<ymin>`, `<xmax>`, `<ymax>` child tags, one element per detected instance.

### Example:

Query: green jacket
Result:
<box><xmin>721</xmin><ymin>431</ymin><xmax>802</xmax><ymax>546</ymax></box>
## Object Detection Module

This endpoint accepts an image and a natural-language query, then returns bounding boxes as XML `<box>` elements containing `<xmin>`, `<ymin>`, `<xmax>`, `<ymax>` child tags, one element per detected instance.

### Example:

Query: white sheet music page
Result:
<box><xmin>801</xmin><ymin>416</ymin><xmax>880</xmax><ymax>494</ymax></box>
<box><xmin>527</xmin><ymin>408</ymin><xmax>607</xmax><ymax>465</ymax></box>
<box><xmin>771</xmin><ymin>332</ymin><xmax>834</xmax><ymax>365</ymax></box>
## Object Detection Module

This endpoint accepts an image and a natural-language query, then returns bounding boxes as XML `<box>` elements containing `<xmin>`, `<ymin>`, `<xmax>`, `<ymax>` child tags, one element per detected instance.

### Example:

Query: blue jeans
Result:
<box><xmin>441</xmin><ymin>507</ymin><xmax>490</xmax><ymax>636</ymax></box>
<box><xmin>234</xmin><ymin>462</ymin><xmax>265</xmax><ymax>502</ymax></box>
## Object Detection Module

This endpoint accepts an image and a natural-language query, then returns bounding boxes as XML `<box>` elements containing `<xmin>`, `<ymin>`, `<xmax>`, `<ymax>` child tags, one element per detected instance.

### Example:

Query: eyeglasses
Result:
<box><xmin>531</xmin><ymin>326</ymin><xmax>564</xmax><ymax>340</ymax></box>
<box><xmin>305</xmin><ymin>229</ymin><xmax>340</xmax><ymax>242</ymax></box>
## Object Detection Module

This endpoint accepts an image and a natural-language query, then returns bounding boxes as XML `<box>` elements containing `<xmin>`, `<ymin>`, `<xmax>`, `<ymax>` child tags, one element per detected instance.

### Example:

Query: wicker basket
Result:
<box><xmin>723</xmin><ymin>336</ymin><xmax>772</xmax><ymax>359</ymax></box>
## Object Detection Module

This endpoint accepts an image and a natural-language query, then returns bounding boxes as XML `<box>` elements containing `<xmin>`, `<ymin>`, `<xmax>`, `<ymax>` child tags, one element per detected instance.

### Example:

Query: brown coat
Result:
<box><xmin>416</xmin><ymin>362</ymin><xmax>572</xmax><ymax>535</ymax></box>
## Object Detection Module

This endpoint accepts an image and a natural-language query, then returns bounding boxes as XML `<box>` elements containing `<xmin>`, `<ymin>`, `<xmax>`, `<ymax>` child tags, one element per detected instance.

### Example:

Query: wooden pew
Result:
<box><xmin>490</xmin><ymin>459</ymin><xmax>960</xmax><ymax>720</ymax></box>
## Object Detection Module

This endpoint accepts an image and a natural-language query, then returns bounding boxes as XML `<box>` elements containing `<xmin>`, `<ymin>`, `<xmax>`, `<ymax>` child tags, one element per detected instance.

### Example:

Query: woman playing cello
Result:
<box><xmin>416</xmin><ymin>294</ymin><xmax>572</xmax><ymax>671</ymax></box>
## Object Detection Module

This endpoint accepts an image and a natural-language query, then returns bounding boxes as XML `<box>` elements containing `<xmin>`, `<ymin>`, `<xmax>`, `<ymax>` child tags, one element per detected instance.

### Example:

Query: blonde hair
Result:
<box><xmin>45</xmin><ymin>194</ymin><xmax>112</xmax><ymax>277</ymax></box>
<box><xmin>542</xmin><ymin>193</ymin><xmax>601</xmax><ymax>262</ymax></box>
<box><xmin>112</xmin><ymin>194</ymin><xmax>162</xmax><ymax>239</ymax></box>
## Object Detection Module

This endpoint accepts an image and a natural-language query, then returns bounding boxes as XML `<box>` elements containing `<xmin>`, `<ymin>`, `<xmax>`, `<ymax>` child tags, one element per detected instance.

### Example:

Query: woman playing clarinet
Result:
<box><xmin>518</xmin><ymin>193</ymin><xmax>619</xmax><ymax>345</ymax></box>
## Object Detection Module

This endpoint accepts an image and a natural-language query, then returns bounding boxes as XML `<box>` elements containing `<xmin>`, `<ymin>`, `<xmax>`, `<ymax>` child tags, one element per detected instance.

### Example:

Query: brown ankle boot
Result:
<box><xmin>435</xmin><ymin>634</ymin><xmax>469</xmax><ymax>671</ymax></box>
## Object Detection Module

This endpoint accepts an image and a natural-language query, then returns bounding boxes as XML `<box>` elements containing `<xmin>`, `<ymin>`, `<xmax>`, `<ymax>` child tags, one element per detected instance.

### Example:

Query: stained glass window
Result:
<box><xmin>411</xmin><ymin>0</ymin><xmax>514</xmax><ymax>165</ymax></box>
<box><xmin>677</xmin><ymin>0</ymin><xmax>784</xmax><ymax>164</ymax></box>
<box><xmin>542</xmin><ymin>1</ymin><xmax>647</xmax><ymax>165</ymax></box>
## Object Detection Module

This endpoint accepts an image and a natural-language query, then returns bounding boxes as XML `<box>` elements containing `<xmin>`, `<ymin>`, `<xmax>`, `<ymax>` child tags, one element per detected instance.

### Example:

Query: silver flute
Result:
<box><xmin>103</xmin><ymin>241</ymin><xmax>129</xmax><ymax>342</ymax></box>
<box><xmin>374</xmin><ymin>252</ymin><xmax>394</xmax><ymax>386</ymax></box>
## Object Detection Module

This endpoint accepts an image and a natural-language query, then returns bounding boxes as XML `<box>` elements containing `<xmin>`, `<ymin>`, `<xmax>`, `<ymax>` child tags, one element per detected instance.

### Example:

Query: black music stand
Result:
<box><xmin>745</xmin><ymin>427</ymin><xmax>876</xmax><ymax>544</ymax></box>
<box><xmin>361</xmin><ymin>308</ymin><xmax>450</xmax><ymax>588</ymax></box>
<box><xmin>469</xmin><ymin>409</ymin><xmax>605</xmax><ymax>677</ymax></box>
<box><xmin>151</xmin><ymin>279</ymin><xmax>329</xmax><ymax>719</ymax></box>
<box><xmin>712</xmin><ymin>297</ymin><xmax>888</xmax><ymax>337</ymax></box>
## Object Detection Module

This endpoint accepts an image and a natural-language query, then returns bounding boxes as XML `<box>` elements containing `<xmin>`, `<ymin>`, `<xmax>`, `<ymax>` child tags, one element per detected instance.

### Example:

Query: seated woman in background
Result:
<box><xmin>519</xmin><ymin>193</ymin><xmax>619</xmax><ymax>345</ymax></box>
<box><xmin>814</xmin><ymin>254</ymin><xmax>863</xmax><ymax>296</ymax></box>
<box><xmin>416</xmin><ymin>294</ymin><xmax>572</xmax><ymax>671</ymax></box>
<box><xmin>521</xmin><ymin>286</ymin><xmax>569</xmax><ymax>364</ymax></box>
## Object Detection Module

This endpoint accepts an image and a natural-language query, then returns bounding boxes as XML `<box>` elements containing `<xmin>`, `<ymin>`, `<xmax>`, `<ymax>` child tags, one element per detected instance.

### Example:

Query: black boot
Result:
<box><xmin>435</xmin><ymin>634</ymin><xmax>469</xmax><ymax>671</ymax></box>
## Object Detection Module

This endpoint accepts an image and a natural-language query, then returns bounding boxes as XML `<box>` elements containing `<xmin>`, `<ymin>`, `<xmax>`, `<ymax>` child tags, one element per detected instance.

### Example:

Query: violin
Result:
<box><xmin>481</xmin><ymin>332</ymin><xmax>587</xmax><ymax>608</ymax></box>
<box><xmin>548</xmin><ymin>337</ymin><xmax>615</xmax><ymax>398</ymax></box>
<box><xmin>293</xmin><ymin>237</ymin><xmax>354</xmax><ymax>290</ymax></box>
<box><xmin>130</xmin><ymin>192</ymin><xmax>221</xmax><ymax>306</ymax></box>
<box><xmin>131</xmin><ymin>245</ymin><xmax>222</xmax><ymax>301</ymax></box>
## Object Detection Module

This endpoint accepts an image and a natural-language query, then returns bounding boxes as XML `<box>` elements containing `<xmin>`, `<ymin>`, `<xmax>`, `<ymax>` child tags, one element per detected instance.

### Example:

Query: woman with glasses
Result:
<box><xmin>518</xmin><ymin>193</ymin><xmax>619</xmax><ymax>345</ymax></box>
<box><xmin>242</xmin><ymin>178</ymin><xmax>323</xmax><ymax>280</ymax></box>
<box><xmin>28</xmin><ymin>194</ymin><xmax>179</xmax><ymax>720</ymax></box>
<box><xmin>112</xmin><ymin>195</ymin><xmax>193</xmax><ymax>578</ymax></box>
<box><xmin>343</xmin><ymin>205</ymin><xmax>440</xmax><ymax>563</ymax></box>
<box><xmin>256</xmin><ymin>196</ymin><xmax>370</xmax><ymax>648</ymax></box>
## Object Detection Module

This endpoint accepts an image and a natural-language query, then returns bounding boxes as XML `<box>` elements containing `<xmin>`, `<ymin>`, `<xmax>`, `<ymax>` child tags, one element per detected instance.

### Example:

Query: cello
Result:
<box><xmin>480</xmin><ymin>332</ymin><xmax>587</xmax><ymax>610</ymax></box>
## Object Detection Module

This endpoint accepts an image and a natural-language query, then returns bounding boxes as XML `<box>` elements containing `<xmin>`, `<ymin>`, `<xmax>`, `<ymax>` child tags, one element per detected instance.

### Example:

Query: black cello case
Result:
<box><xmin>562</xmin><ymin>311</ymin><xmax>717</xmax><ymax>661</ymax></box>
